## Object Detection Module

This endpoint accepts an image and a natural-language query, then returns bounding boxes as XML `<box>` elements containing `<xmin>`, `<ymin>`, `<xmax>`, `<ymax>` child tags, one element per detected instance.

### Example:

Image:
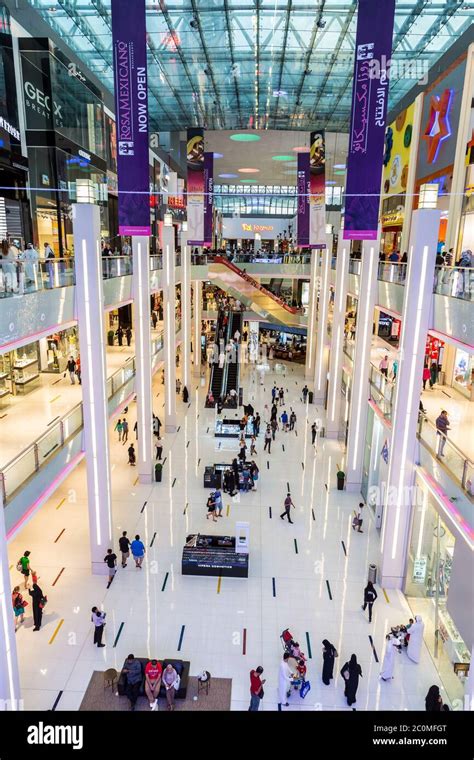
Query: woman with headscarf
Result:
<box><xmin>322</xmin><ymin>639</ymin><xmax>338</xmax><ymax>685</ymax></box>
<box><xmin>28</xmin><ymin>581</ymin><xmax>45</xmax><ymax>631</ymax></box>
<box><xmin>407</xmin><ymin>615</ymin><xmax>424</xmax><ymax>663</ymax></box>
<box><xmin>425</xmin><ymin>685</ymin><xmax>443</xmax><ymax>712</ymax></box>
<box><xmin>380</xmin><ymin>633</ymin><xmax>400</xmax><ymax>682</ymax></box>
<box><xmin>340</xmin><ymin>654</ymin><xmax>362</xmax><ymax>707</ymax></box>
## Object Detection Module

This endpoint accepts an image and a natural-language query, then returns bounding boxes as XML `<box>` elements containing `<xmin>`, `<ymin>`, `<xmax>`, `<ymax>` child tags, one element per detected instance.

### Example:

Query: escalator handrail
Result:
<box><xmin>221</xmin><ymin>308</ymin><xmax>236</xmax><ymax>399</ymax></box>
<box><xmin>213</xmin><ymin>256</ymin><xmax>299</xmax><ymax>314</ymax></box>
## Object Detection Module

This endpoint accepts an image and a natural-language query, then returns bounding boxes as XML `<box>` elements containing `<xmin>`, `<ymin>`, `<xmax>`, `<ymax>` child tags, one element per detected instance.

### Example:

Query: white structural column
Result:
<box><xmin>313</xmin><ymin>236</ymin><xmax>332</xmax><ymax>403</ymax></box>
<box><xmin>0</xmin><ymin>496</ymin><xmax>21</xmax><ymax>709</ymax></box>
<box><xmin>192</xmin><ymin>279</ymin><xmax>202</xmax><ymax>376</ymax></box>
<box><xmin>446</xmin><ymin>44</ymin><xmax>474</xmax><ymax>253</ymax></box>
<box><xmin>73</xmin><ymin>203</ymin><xmax>113</xmax><ymax>573</ymax></box>
<box><xmin>163</xmin><ymin>222</ymin><xmax>177</xmax><ymax>432</ymax></box>
<box><xmin>380</xmin><ymin>209</ymin><xmax>440</xmax><ymax>588</ymax></box>
<box><xmin>325</xmin><ymin>236</ymin><xmax>349</xmax><ymax>439</ymax></box>
<box><xmin>305</xmin><ymin>249</ymin><xmax>319</xmax><ymax>379</ymax></box>
<box><xmin>345</xmin><ymin>232</ymin><xmax>381</xmax><ymax>491</ymax></box>
<box><xmin>181</xmin><ymin>225</ymin><xmax>191</xmax><ymax>392</ymax></box>
<box><xmin>132</xmin><ymin>235</ymin><xmax>153</xmax><ymax>484</ymax></box>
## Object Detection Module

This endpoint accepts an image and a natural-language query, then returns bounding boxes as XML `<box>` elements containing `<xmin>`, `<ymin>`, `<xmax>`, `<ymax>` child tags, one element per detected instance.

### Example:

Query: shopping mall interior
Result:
<box><xmin>0</xmin><ymin>0</ymin><xmax>472</xmax><ymax>734</ymax></box>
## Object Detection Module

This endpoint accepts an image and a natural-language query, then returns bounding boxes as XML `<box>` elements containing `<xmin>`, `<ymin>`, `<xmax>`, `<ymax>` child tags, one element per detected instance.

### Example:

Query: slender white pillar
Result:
<box><xmin>132</xmin><ymin>235</ymin><xmax>153</xmax><ymax>484</ymax></box>
<box><xmin>0</xmin><ymin>495</ymin><xmax>21</xmax><ymax>709</ymax></box>
<box><xmin>345</xmin><ymin>232</ymin><xmax>381</xmax><ymax>491</ymax></box>
<box><xmin>380</xmin><ymin>209</ymin><xmax>440</xmax><ymax>588</ymax></box>
<box><xmin>73</xmin><ymin>203</ymin><xmax>113</xmax><ymax>573</ymax></box>
<box><xmin>163</xmin><ymin>221</ymin><xmax>177</xmax><ymax>432</ymax></box>
<box><xmin>193</xmin><ymin>279</ymin><xmax>202</xmax><ymax>376</ymax></box>
<box><xmin>305</xmin><ymin>249</ymin><xmax>319</xmax><ymax>379</ymax></box>
<box><xmin>446</xmin><ymin>44</ymin><xmax>474</xmax><ymax>254</ymax></box>
<box><xmin>181</xmin><ymin>225</ymin><xmax>191</xmax><ymax>392</ymax></box>
<box><xmin>325</xmin><ymin>236</ymin><xmax>349</xmax><ymax>439</ymax></box>
<box><xmin>313</xmin><ymin>237</ymin><xmax>332</xmax><ymax>403</ymax></box>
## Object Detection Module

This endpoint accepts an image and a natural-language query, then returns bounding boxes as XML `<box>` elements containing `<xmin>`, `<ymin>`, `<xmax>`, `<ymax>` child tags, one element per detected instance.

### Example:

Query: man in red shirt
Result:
<box><xmin>249</xmin><ymin>666</ymin><xmax>265</xmax><ymax>711</ymax></box>
<box><xmin>145</xmin><ymin>659</ymin><xmax>163</xmax><ymax>710</ymax></box>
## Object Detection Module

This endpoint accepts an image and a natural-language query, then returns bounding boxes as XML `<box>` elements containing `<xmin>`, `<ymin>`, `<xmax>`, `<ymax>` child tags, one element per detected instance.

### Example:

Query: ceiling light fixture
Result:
<box><xmin>230</xmin><ymin>133</ymin><xmax>261</xmax><ymax>142</ymax></box>
<box><xmin>272</xmin><ymin>155</ymin><xmax>293</xmax><ymax>161</ymax></box>
<box><xmin>238</xmin><ymin>167</ymin><xmax>260</xmax><ymax>173</ymax></box>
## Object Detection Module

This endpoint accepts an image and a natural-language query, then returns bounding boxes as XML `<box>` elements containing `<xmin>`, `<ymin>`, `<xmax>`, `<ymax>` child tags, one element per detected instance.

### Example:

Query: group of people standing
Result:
<box><xmin>12</xmin><ymin>550</ymin><xmax>46</xmax><ymax>632</ymax></box>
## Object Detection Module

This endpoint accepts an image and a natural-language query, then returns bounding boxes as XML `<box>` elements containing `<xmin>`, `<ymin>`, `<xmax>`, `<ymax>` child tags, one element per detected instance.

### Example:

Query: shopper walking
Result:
<box><xmin>182</xmin><ymin>385</ymin><xmax>189</xmax><ymax>403</ymax></box>
<box><xmin>91</xmin><ymin>606</ymin><xmax>106</xmax><ymax>647</ymax></box>
<box><xmin>155</xmin><ymin>437</ymin><xmax>163</xmax><ymax>460</ymax></box>
<box><xmin>117</xmin><ymin>326</ymin><xmax>124</xmax><ymax>346</ymax></box>
<box><xmin>249</xmin><ymin>666</ymin><xmax>265</xmax><ymax>711</ymax></box>
<box><xmin>271</xmin><ymin>417</ymin><xmax>278</xmax><ymax>440</ymax></box>
<box><xmin>66</xmin><ymin>356</ymin><xmax>76</xmax><ymax>384</ymax></box>
<box><xmin>278</xmin><ymin>387</ymin><xmax>284</xmax><ymax>406</ymax></box>
<box><xmin>352</xmin><ymin>502</ymin><xmax>364</xmax><ymax>533</ymax></box>
<box><xmin>425</xmin><ymin>685</ymin><xmax>443</xmax><ymax>712</ymax></box>
<box><xmin>131</xmin><ymin>535</ymin><xmax>145</xmax><ymax>568</ymax></box>
<box><xmin>407</xmin><ymin>615</ymin><xmax>425</xmax><ymax>663</ymax></box>
<box><xmin>280</xmin><ymin>492</ymin><xmax>295</xmax><ymax>524</ymax></box>
<box><xmin>311</xmin><ymin>422</ymin><xmax>317</xmax><ymax>445</ymax></box>
<box><xmin>322</xmin><ymin>639</ymin><xmax>338</xmax><ymax>685</ymax></box>
<box><xmin>75</xmin><ymin>355</ymin><xmax>81</xmax><ymax>384</ymax></box>
<box><xmin>362</xmin><ymin>580</ymin><xmax>378</xmax><ymax>622</ymax></box>
<box><xmin>18</xmin><ymin>550</ymin><xmax>31</xmax><ymax>589</ymax></box>
<box><xmin>280</xmin><ymin>409</ymin><xmax>289</xmax><ymax>431</ymax></box>
<box><xmin>128</xmin><ymin>443</ymin><xmax>136</xmax><ymax>466</ymax></box>
<box><xmin>278</xmin><ymin>652</ymin><xmax>293</xmax><ymax>707</ymax></box>
<box><xmin>341</xmin><ymin>654</ymin><xmax>362</xmax><ymax>707</ymax></box>
<box><xmin>435</xmin><ymin>410</ymin><xmax>450</xmax><ymax>457</ymax></box>
<box><xmin>264</xmin><ymin>425</ymin><xmax>272</xmax><ymax>453</ymax></box>
<box><xmin>28</xmin><ymin>582</ymin><xmax>45</xmax><ymax>631</ymax></box>
<box><xmin>380</xmin><ymin>633</ymin><xmax>400</xmax><ymax>681</ymax></box>
<box><xmin>289</xmin><ymin>410</ymin><xmax>296</xmax><ymax>431</ymax></box>
<box><xmin>302</xmin><ymin>385</ymin><xmax>309</xmax><ymax>403</ymax></box>
<box><xmin>422</xmin><ymin>364</ymin><xmax>431</xmax><ymax>390</ymax></box>
<box><xmin>122</xmin><ymin>418</ymin><xmax>129</xmax><ymax>443</ymax></box>
<box><xmin>12</xmin><ymin>587</ymin><xmax>27</xmax><ymax>631</ymax></box>
<box><xmin>104</xmin><ymin>548</ymin><xmax>117</xmax><ymax>586</ymax></box>
<box><xmin>119</xmin><ymin>531</ymin><xmax>130</xmax><ymax>568</ymax></box>
<box><xmin>126</xmin><ymin>326</ymin><xmax>132</xmax><ymax>347</ymax></box>
<box><xmin>214</xmin><ymin>487</ymin><xmax>223</xmax><ymax>517</ymax></box>
<box><xmin>379</xmin><ymin>355</ymin><xmax>389</xmax><ymax>378</ymax></box>
<box><xmin>114</xmin><ymin>418</ymin><xmax>123</xmax><ymax>442</ymax></box>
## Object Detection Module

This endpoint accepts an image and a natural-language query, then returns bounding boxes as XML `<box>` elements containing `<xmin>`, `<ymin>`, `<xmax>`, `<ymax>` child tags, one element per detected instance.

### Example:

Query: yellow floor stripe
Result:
<box><xmin>217</xmin><ymin>576</ymin><xmax>222</xmax><ymax>594</ymax></box>
<box><xmin>133</xmin><ymin>476</ymin><xmax>139</xmax><ymax>486</ymax></box>
<box><xmin>226</xmin><ymin>504</ymin><xmax>230</xmax><ymax>516</ymax></box>
<box><xmin>9</xmin><ymin>564</ymin><xmax>13</xmax><ymax>571</ymax></box>
<box><xmin>48</xmin><ymin>618</ymin><xmax>64</xmax><ymax>645</ymax></box>
<box><xmin>55</xmin><ymin>497</ymin><xmax>66</xmax><ymax>511</ymax></box>
<box><xmin>383</xmin><ymin>588</ymin><xmax>390</xmax><ymax>604</ymax></box>
<box><xmin>50</xmin><ymin>395</ymin><xmax>61</xmax><ymax>403</ymax></box>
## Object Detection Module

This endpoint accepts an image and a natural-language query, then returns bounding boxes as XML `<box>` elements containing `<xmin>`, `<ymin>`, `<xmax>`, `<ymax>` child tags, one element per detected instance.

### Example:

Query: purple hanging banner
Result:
<box><xmin>111</xmin><ymin>0</ymin><xmax>150</xmax><ymax>236</ymax></box>
<box><xmin>343</xmin><ymin>0</ymin><xmax>395</xmax><ymax>240</ymax></box>
<box><xmin>297</xmin><ymin>152</ymin><xmax>310</xmax><ymax>248</ymax></box>
<box><xmin>203</xmin><ymin>151</ymin><xmax>214</xmax><ymax>248</ymax></box>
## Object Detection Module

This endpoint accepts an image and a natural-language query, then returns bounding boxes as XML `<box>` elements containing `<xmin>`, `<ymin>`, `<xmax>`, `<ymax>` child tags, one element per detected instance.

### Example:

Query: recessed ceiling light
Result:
<box><xmin>238</xmin><ymin>167</ymin><xmax>260</xmax><ymax>173</ymax></box>
<box><xmin>219</xmin><ymin>173</ymin><xmax>238</xmax><ymax>178</ymax></box>
<box><xmin>284</xmin><ymin>160</ymin><xmax>298</xmax><ymax>166</ymax></box>
<box><xmin>292</xmin><ymin>147</ymin><xmax>309</xmax><ymax>153</ymax></box>
<box><xmin>272</xmin><ymin>155</ymin><xmax>293</xmax><ymax>161</ymax></box>
<box><xmin>334</xmin><ymin>164</ymin><xmax>346</xmax><ymax>169</ymax></box>
<box><xmin>230</xmin><ymin>133</ymin><xmax>261</xmax><ymax>142</ymax></box>
<box><xmin>326</xmin><ymin>181</ymin><xmax>337</xmax><ymax>185</ymax></box>
<box><xmin>240</xmin><ymin>179</ymin><xmax>258</xmax><ymax>183</ymax></box>
<box><xmin>213</xmin><ymin>152</ymin><xmax>224</xmax><ymax>159</ymax></box>
<box><xmin>334</xmin><ymin>170</ymin><xmax>346</xmax><ymax>175</ymax></box>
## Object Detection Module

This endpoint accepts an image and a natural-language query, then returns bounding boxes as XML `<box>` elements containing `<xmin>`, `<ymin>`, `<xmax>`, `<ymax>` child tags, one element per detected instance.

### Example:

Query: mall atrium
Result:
<box><xmin>0</xmin><ymin>0</ymin><xmax>472</xmax><ymax>735</ymax></box>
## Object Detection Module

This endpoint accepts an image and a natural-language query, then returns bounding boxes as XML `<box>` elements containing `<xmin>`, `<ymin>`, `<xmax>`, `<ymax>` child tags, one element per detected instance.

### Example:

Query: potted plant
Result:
<box><xmin>155</xmin><ymin>462</ymin><xmax>163</xmax><ymax>483</ymax></box>
<box><xmin>337</xmin><ymin>470</ymin><xmax>345</xmax><ymax>491</ymax></box>
<box><xmin>107</xmin><ymin>330</ymin><xmax>115</xmax><ymax>346</ymax></box>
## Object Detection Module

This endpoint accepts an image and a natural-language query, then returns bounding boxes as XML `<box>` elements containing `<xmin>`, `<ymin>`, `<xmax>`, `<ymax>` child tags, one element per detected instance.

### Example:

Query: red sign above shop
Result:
<box><xmin>168</xmin><ymin>195</ymin><xmax>186</xmax><ymax>209</ymax></box>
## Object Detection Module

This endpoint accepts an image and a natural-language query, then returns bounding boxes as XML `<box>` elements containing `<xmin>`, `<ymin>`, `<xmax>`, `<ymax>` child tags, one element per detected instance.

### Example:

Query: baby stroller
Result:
<box><xmin>281</xmin><ymin>628</ymin><xmax>295</xmax><ymax>654</ymax></box>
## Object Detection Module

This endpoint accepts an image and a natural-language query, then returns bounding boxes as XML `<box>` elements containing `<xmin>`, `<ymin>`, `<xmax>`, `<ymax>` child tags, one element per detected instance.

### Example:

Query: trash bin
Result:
<box><xmin>336</xmin><ymin>471</ymin><xmax>345</xmax><ymax>490</ymax></box>
<box><xmin>155</xmin><ymin>463</ymin><xmax>162</xmax><ymax>483</ymax></box>
<box><xmin>368</xmin><ymin>564</ymin><xmax>377</xmax><ymax>584</ymax></box>
<box><xmin>308</xmin><ymin>391</ymin><xmax>314</xmax><ymax>404</ymax></box>
<box><xmin>438</xmin><ymin>370</ymin><xmax>445</xmax><ymax>386</ymax></box>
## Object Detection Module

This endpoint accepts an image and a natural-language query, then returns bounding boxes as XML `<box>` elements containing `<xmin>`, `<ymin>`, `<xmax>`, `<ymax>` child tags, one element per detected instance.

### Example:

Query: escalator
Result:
<box><xmin>209</xmin><ymin>257</ymin><xmax>305</xmax><ymax>328</ymax></box>
<box><xmin>269</xmin><ymin>278</ymin><xmax>283</xmax><ymax>295</ymax></box>
<box><xmin>206</xmin><ymin>308</ymin><xmax>232</xmax><ymax>406</ymax></box>
<box><xmin>223</xmin><ymin>311</ymin><xmax>242</xmax><ymax>400</ymax></box>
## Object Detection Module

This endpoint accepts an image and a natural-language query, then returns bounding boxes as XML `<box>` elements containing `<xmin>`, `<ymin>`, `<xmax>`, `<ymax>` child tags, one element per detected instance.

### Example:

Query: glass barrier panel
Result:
<box><xmin>349</xmin><ymin>259</ymin><xmax>361</xmax><ymax>275</ymax></box>
<box><xmin>418</xmin><ymin>418</ymin><xmax>468</xmax><ymax>488</ymax></box>
<box><xmin>377</xmin><ymin>262</ymin><xmax>407</xmax><ymax>283</ymax></box>
<box><xmin>150</xmin><ymin>256</ymin><xmax>163</xmax><ymax>271</ymax></box>
<box><xmin>36</xmin><ymin>424</ymin><xmax>62</xmax><ymax>466</ymax></box>
<box><xmin>62</xmin><ymin>404</ymin><xmax>83</xmax><ymax>440</ymax></box>
<box><xmin>433</xmin><ymin>266</ymin><xmax>473</xmax><ymax>301</ymax></box>
<box><xmin>2</xmin><ymin>446</ymin><xmax>37</xmax><ymax>499</ymax></box>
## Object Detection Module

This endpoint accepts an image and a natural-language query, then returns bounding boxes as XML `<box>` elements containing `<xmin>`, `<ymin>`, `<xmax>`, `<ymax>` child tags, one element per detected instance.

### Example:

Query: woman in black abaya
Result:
<box><xmin>322</xmin><ymin>639</ymin><xmax>338</xmax><ymax>685</ymax></box>
<box><xmin>341</xmin><ymin>654</ymin><xmax>362</xmax><ymax>707</ymax></box>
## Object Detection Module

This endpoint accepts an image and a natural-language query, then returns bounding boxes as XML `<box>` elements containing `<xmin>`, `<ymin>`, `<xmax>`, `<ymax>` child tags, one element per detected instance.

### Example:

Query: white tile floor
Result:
<box><xmin>7</xmin><ymin>357</ymin><xmax>454</xmax><ymax>712</ymax></box>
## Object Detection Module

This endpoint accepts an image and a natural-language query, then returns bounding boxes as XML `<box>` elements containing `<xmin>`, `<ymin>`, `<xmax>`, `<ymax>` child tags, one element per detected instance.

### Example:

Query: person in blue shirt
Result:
<box><xmin>214</xmin><ymin>488</ymin><xmax>223</xmax><ymax>517</ymax></box>
<box><xmin>281</xmin><ymin>410</ymin><xmax>289</xmax><ymax>431</ymax></box>
<box><xmin>130</xmin><ymin>534</ymin><xmax>145</xmax><ymax>569</ymax></box>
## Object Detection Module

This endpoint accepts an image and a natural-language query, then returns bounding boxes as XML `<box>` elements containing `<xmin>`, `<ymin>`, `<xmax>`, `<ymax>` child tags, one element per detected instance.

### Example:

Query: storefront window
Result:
<box><xmin>406</xmin><ymin>487</ymin><xmax>470</xmax><ymax>706</ymax></box>
<box><xmin>452</xmin><ymin>348</ymin><xmax>474</xmax><ymax>399</ymax></box>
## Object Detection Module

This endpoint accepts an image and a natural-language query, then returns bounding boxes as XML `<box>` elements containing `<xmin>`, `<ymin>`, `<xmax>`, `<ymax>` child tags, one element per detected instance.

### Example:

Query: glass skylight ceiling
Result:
<box><xmin>27</xmin><ymin>0</ymin><xmax>473</xmax><ymax>132</ymax></box>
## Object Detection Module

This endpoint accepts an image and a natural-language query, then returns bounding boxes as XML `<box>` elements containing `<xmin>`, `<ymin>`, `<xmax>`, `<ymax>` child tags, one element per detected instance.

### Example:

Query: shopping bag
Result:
<box><xmin>300</xmin><ymin>680</ymin><xmax>311</xmax><ymax>699</ymax></box>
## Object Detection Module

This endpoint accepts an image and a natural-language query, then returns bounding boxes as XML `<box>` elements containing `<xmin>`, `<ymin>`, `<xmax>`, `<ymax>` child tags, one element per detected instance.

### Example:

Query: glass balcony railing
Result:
<box><xmin>0</xmin><ymin>258</ymin><xmax>74</xmax><ymax>297</ymax></box>
<box><xmin>377</xmin><ymin>261</ymin><xmax>407</xmax><ymax>284</ymax></box>
<box><xmin>101</xmin><ymin>255</ymin><xmax>133</xmax><ymax>279</ymax></box>
<box><xmin>417</xmin><ymin>416</ymin><xmax>474</xmax><ymax>498</ymax></box>
<box><xmin>348</xmin><ymin>258</ymin><xmax>361</xmax><ymax>275</ymax></box>
<box><xmin>433</xmin><ymin>266</ymin><xmax>473</xmax><ymax>301</ymax></box>
<box><xmin>0</xmin><ymin>318</ymin><xmax>187</xmax><ymax>503</ymax></box>
<box><xmin>331</xmin><ymin>256</ymin><xmax>337</xmax><ymax>270</ymax></box>
<box><xmin>343</xmin><ymin>337</ymin><xmax>355</xmax><ymax>362</ymax></box>
<box><xmin>368</xmin><ymin>364</ymin><xmax>395</xmax><ymax>421</ymax></box>
<box><xmin>149</xmin><ymin>255</ymin><xmax>163</xmax><ymax>271</ymax></box>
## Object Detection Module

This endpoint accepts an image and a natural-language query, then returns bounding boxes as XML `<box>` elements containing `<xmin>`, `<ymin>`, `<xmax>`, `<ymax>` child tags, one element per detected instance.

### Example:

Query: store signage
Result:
<box><xmin>0</xmin><ymin>116</ymin><xmax>20</xmax><ymax>141</ymax></box>
<box><xmin>24</xmin><ymin>80</ymin><xmax>63</xmax><ymax>121</ymax></box>
<box><xmin>111</xmin><ymin>0</ymin><xmax>151</xmax><ymax>236</ymax></box>
<box><xmin>78</xmin><ymin>149</ymin><xmax>91</xmax><ymax>162</ymax></box>
<box><xmin>413</xmin><ymin>556</ymin><xmax>427</xmax><ymax>584</ymax></box>
<box><xmin>381</xmin><ymin>208</ymin><xmax>404</xmax><ymax>227</ymax></box>
<box><xmin>344</xmin><ymin>0</ymin><xmax>395</xmax><ymax>240</ymax></box>
<box><xmin>297</xmin><ymin>151</ymin><xmax>310</xmax><ymax>247</ymax></box>
<box><xmin>242</xmin><ymin>223</ymin><xmax>273</xmax><ymax>233</ymax></box>
<box><xmin>422</xmin><ymin>88</ymin><xmax>454</xmax><ymax>164</ymax></box>
<box><xmin>168</xmin><ymin>195</ymin><xmax>185</xmax><ymax>209</ymax></box>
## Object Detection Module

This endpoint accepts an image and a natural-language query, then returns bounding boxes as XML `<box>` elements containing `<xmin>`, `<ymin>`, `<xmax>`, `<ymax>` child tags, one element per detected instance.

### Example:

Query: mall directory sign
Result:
<box><xmin>111</xmin><ymin>0</ymin><xmax>150</xmax><ymax>236</ymax></box>
<box><xmin>344</xmin><ymin>0</ymin><xmax>395</xmax><ymax>240</ymax></box>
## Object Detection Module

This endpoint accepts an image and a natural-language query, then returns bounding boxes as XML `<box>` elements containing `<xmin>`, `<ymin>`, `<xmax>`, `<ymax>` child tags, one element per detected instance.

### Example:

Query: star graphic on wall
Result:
<box><xmin>422</xmin><ymin>88</ymin><xmax>454</xmax><ymax>164</ymax></box>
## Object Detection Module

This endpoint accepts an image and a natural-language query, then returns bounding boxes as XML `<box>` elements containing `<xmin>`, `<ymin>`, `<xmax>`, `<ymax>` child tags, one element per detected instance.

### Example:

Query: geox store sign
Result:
<box><xmin>24</xmin><ymin>80</ymin><xmax>63</xmax><ymax>122</ymax></box>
